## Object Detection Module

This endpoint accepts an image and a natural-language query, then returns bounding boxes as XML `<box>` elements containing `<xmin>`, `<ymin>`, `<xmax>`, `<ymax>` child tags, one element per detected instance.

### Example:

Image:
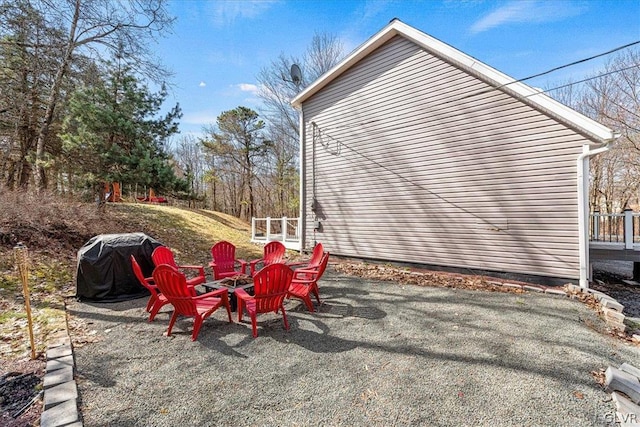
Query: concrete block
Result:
<box><xmin>604</xmin><ymin>307</ymin><xmax>626</xmax><ymax>323</ymax></box>
<box><xmin>620</xmin><ymin>363</ymin><xmax>640</xmax><ymax>381</ymax></box>
<box><xmin>40</xmin><ymin>399</ymin><xmax>79</xmax><ymax>427</ymax></box>
<box><xmin>523</xmin><ymin>285</ymin><xmax>544</xmax><ymax>292</ymax></box>
<box><xmin>607</xmin><ymin>319</ymin><xmax>627</xmax><ymax>332</ymax></box>
<box><xmin>544</xmin><ymin>288</ymin><xmax>566</xmax><ymax>296</ymax></box>
<box><xmin>502</xmin><ymin>283</ymin><xmax>522</xmax><ymax>289</ymax></box>
<box><xmin>48</xmin><ymin>336</ymin><xmax>71</xmax><ymax>348</ymax></box>
<box><xmin>43</xmin><ymin>366</ymin><xmax>74</xmax><ymax>389</ymax></box>
<box><xmin>606</xmin><ymin>366</ymin><xmax>640</xmax><ymax>404</ymax></box>
<box><xmin>612</xmin><ymin>392</ymin><xmax>640</xmax><ymax>426</ymax></box>
<box><xmin>585</xmin><ymin>288</ymin><xmax>609</xmax><ymax>301</ymax></box>
<box><xmin>44</xmin><ymin>381</ymin><xmax>78</xmax><ymax>410</ymax></box>
<box><xmin>46</xmin><ymin>355</ymin><xmax>74</xmax><ymax>372</ymax></box>
<box><xmin>566</xmin><ymin>284</ymin><xmax>582</xmax><ymax>293</ymax></box>
<box><xmin>601</xmin><ymin>298</ymin><xmax>625</xmax><ymax>312</ymax></box>
<box><xmin>47</xmin><ymin>344</ymin><xmax>72</xmax><ymax>359</ymax></box>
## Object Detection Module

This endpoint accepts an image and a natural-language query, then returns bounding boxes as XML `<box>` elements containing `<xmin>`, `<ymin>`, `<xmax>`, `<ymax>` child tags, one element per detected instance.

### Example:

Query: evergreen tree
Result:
<box><xmin>60</xmin><ymin>59</ymin><xmax>184</xmax><ymax>207</ymax></box>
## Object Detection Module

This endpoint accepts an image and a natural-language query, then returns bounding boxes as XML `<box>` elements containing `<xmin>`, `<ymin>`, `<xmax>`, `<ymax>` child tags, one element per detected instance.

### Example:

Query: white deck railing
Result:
<box><xmin>590</xmin><ymin>210</ymin><xmax>640</xmax><ymax>250</ymax></box>
<box><xmin>251</xmin><ymin>217</ymin><xmax>301</xmax><ymax>250</ymax></box>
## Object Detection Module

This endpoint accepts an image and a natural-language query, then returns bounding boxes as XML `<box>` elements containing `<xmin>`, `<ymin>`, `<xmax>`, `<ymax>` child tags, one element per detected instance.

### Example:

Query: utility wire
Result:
<box><xmin>542</xmin><ymin>64</ymin><xmax>640</xmax><ymax>94</ymax></box>
<box><xmin>464</xmin><ymin>40</ymin><xmax>640</xmax><ymax>99</ymax></box>
<box><xmin>516</xmin><ymin>40</ymin><xmax>640</xmax><ymax>84</ymax></box>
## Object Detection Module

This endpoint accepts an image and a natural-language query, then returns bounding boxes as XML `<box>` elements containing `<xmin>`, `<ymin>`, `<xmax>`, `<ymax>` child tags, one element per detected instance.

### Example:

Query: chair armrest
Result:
<box><xmin>235</xmin><ymin>288</ymin><xmax>252</xmax><ymax>302</ymax></box>
<box><xmin>195</xmin><ymin>288</ymin><xmax>229</xmax><ymax>306</ymax></box>
<box><xmin>249</xmin><ymin>259</ymin><xmax>264</xmax><ymax>275</ymax></box>
<box><xmin>286</xmin><ymin>261</ymin><xmax>308</xmax><ymax>268</ymax></box>
<box><xmin>198</xmin><ymin>287</ymin><xmax>228</xmax><ymax>298</ymax></box>
<box><xmin>292</xmin><ymin>268</ymin><xmax>320</xmax><ymax>281</ymax></box>
<box><xmin>249</xmin><ymin>259</ymin><xmax>263</xmax><ymax>267</ymax></box>
<box><xmin>235</xmin><ymin>259</ymin><xmax>248</xmax><ymax>274</ymax></box>
<box><xmin>290</xmin><ymin>276</ymin><xmax>317</xmax><ymax>285</ymax></box>
<box><xmin>179</xmin><ymin>265</ymin><xmax>206</xmax><ymax>277</ymax></box>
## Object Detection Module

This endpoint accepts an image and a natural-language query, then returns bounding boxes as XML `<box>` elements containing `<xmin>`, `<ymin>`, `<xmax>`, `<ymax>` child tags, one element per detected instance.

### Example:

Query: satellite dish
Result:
<box><xmin>290</xmin><ymin>64</ymin><xmax>303</xmax><ymax>86</ymax></box>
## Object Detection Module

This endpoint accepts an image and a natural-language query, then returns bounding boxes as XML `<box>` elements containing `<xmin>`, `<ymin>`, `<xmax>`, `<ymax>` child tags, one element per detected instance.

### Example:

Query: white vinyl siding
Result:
<box><xmin>301</xmin><ymin>36</ymin><xmax>588</xmax><ymax>280</ymax></box>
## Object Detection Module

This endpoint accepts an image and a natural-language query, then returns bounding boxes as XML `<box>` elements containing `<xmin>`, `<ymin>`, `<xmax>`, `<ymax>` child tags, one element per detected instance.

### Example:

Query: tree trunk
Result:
<box><xmin>34</xmin><ymin>0</ymin><xmax>80</xmax><ymax>191</ymax></box>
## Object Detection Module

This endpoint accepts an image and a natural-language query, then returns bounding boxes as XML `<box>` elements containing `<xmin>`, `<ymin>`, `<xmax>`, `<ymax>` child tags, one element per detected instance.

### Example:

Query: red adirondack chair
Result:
<box><xmin>235</xmin><ymin>263</ymin><xmax>294</xmax><ymax>338</ymax></box>
<box><xmin>287</xmin><ymin>243</ymin><xmax>324</xmax><ymax>269</ymax></box>
<box><xmin>130</xmin><ymin>255</ymin><xmax>170</xmax><ymax>322</ymax></box>
<box><xmin>249</xmin><ymin>241</ymin><xmax>286</xmax><ymax>276</ymax></box>
<box><xmin>152</xmin><ymin>246</ymin><xmax>207</xmax><ymax>286</ymax></box>
<box><xmin>288</xmin><ymin>252</ymin><xmax>329</xmax><ymax>312</ymax></box>
<box><xmin>152</xmin><ymin>264</ymin><xmax>232</xmax><ymax>341</ymax></box>
<box><xmin>209</xmin><ymin>241</ymin><xmax>247</xmax><ymax>280</ymax></box>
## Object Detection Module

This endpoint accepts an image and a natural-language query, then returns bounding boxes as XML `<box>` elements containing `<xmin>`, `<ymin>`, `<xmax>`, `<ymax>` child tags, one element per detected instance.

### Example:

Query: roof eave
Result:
<box><xmin>291</xmin><ymin>19</ymin><xmax>617</xmax><ymax>143</ymax></box>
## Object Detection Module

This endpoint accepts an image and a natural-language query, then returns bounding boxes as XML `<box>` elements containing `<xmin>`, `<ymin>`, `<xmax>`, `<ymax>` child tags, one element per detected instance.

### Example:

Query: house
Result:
<box><xmin>291</xmin><ymin>19</ymin><xmax>618</xmax><ymax>287</ymax></box>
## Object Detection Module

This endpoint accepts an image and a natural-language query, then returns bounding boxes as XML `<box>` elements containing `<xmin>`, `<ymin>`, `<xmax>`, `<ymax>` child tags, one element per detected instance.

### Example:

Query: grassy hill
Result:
<box><xmin>0</xmin><ymin>194</ymin><xmax>265</xmax><ymax>359</ymax></box>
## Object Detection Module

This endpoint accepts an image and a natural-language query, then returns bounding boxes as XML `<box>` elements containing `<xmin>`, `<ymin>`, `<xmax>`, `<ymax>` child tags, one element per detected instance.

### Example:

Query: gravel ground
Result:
<box><xmin>68</xmin><ymin>269</ymin><xmax>640</xmax><ymax>427</ymax></box>
<box><xmin>592</xmin><ymin>260</ymin><xmax>634</xmax><ymax>279</ymax></box>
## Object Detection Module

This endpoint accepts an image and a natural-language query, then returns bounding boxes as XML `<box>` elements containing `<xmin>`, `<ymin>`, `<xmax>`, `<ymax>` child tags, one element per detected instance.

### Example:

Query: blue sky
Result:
<box><xmin>156</xmin><ymin>0</ymin><xmax>640</xmax><ymax>138</ymax></box>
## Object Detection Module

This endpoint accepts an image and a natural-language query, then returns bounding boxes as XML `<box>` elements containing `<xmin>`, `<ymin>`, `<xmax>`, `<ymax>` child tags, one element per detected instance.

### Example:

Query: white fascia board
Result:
<box><xmin>291</xmin><ymin>19</ymin><xmax>616</xmax><ymax>143</ymax></box>
<box><xmin>291</xmin><ymin>20</ymin><xmax>400</xmax><ymax>109</ymax></box>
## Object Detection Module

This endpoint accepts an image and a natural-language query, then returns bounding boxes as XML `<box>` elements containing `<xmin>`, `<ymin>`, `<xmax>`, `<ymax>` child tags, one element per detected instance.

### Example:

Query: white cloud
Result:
<box><xmin>199</xmin><ymin>81</ymin><xmax>206</xmax><ymax>87</ymax></box>
<box><xmin>470</xmin><ymin>0</ymin><xmax>585</xmax><ymax>34</ymax></box>
<box><xmin>210</xmin><ymin>0</ymin><xmax>280</xmax><ymax>26</ymax></box>
<box><xmin>237</xmin><ymin>83</ymin><xmax>259</xmax><ymax>95</ymax></box>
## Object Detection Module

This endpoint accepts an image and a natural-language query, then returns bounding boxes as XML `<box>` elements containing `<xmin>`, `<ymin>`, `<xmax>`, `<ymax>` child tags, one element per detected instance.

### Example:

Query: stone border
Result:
<box><xmin>565</xmin><ymin>284</ymin><xmax>640</xmax><ymax>337</ymax></box>
<box><xmin>605</xmin><ymin>363</ymin><xmax>640</xmax><ymax>426</ymax></box>
<box><xmin>40</xmin><ymin>328</ymin><xmax>82</xmax><ymax>427</ymax></box>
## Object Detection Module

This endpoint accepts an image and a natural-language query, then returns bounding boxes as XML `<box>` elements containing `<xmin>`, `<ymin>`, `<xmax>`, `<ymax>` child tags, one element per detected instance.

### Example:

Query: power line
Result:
<box><xmin>464</xmin><ymin>40</ymin><xmax>640</xmax><ymax>99</ymax></box>
<box><xmin>543</xmin><ymin>64</ymin><xmax>640</xmax><ymax>94</ymax></box>
<box><xmin>517</xmin><ymin>40</ymin><xmax>640</xmax><ymax>84</ymax></box>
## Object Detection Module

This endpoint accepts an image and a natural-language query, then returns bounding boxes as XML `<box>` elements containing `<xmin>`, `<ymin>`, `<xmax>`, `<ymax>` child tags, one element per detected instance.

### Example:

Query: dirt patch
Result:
<box><xmin>593</xmin><ymin>269</ymin><xmax>640</xmax><ymax>318</ymax></box>
<box><xmin>0</xmin><ymin>356</ymin><xmax>44</xmax><ymax>427</ymax></box>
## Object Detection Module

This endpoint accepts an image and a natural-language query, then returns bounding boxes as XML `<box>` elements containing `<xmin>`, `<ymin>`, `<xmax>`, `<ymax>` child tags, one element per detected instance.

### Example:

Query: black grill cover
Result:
<box><xmin>76</xmin><ymin>233</ymin><xmax>163</xmax><ymax>302</ymax></box>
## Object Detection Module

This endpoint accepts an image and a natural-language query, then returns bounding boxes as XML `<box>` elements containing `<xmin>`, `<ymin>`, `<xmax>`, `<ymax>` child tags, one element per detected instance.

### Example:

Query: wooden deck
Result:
<box><xmin>590</xmin><ymin>211</ymin><xmax>640</xmax><ymax>263</ymax></box>
<box><xmin>251</xmin><ymin>217</ymin><xmax>301</xmax><ymax>251</ymax></box>
<box><xmin>590</xmin><ymin>242</ymin><xmax>640</xmax><ymax>262</ymax></box>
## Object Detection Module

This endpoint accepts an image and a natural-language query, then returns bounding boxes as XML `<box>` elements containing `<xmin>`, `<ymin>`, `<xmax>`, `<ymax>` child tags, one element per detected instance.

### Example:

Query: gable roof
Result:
<box><xmin>291</xmin><ymin>19</ymin><xmax>617</xmax><ymax>143</ymax></box>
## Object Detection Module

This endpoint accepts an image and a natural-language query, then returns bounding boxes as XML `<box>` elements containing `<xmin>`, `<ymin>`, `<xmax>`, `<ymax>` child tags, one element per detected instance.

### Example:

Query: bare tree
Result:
<box><xmin>549</xmin><ymin>48</ymin><xmax>640</xmax><ymax>213</ymax></box>
<box><xmin>0</xmin><ymin>1</ymin><xmax>65</xmax><ymax>189</ymax></box>
<box><xmin>581</xmin><ymin>49</ymin><xmax>640</xmax><ymax>212</ymax></box>
<box><xmin>254</xmin><ymin>32</ymin><xmax>344</xmax><ymax>217</ymax></box>
<box><xmin>21</xmin><ymin>0</ymin><xmax>175</xmax><ymax>190</ymax></box>
<box><xmin>173</xmin><ymin>134</ymin><xmax>206</xmax><ymax>197</ymax></box>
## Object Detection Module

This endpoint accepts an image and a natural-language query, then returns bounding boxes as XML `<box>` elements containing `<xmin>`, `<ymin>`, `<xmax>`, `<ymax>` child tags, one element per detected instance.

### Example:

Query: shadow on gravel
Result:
<box><xmin>68</xmin><ymin>269</ymin><xmax>640</xmax><ymax>426</ymax></box>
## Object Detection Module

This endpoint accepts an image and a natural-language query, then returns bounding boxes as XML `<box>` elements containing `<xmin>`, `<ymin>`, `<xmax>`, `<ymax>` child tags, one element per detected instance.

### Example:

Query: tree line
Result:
<box><xmin>1</xmin><ymin>0</ymin><xmax>637</xmax><ymax>221</ymax></box>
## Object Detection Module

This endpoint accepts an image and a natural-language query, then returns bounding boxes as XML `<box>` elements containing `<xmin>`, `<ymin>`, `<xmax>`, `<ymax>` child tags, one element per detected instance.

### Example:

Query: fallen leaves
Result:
<box><xmin>591</xmin><ymin>368</ymin><xmax>606</xmax><ymax>387</ymax></box>
<box><xmin>333</xmin><ymin>262</ymin><xmax>524</xmax><ymax>294</ymax></box>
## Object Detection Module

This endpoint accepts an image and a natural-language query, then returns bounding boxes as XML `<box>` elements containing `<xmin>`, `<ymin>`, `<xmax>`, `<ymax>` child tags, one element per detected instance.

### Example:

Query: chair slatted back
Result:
<box><xmin>211</xmin><ymin>241</ymin><xmax>236</xmax><ymax>273</ymax></box>
<box><xmin>152</xmin><ymin>246</ymin><xmax>179</xmax><ymax>269</ymax></box>
<box><xmin>307</xmin><ymin>243</ymin><xmax>324</xmax><ymax>269</ymax></box>
<box><xmin>263</xmin><ymin>241</ymin><xmax>286</xmax><ymax>266</ymax></box>
<box><xmin>130</xmin><ymin>255</ymin><xmax>157</xmax><ymax>295</ymax></box>
<box><xmin>152</xmin><ymin>264</ymin><xmax>198</xmax><ymax>316</ymax></box>
<box><xmin>252</xmin><ymin>263</ymin><xmax>293</xmax><ymax>313</ymax></box>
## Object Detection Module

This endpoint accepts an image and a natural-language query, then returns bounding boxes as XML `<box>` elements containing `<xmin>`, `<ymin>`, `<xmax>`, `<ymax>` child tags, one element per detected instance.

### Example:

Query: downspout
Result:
<box><xmin>297</xmin><ymin>106</ymin><xmax>306</xmax><ymax>252</ymax></box>
<box><xmin>577</xmin><ymin>136</ymin><xmax>618</xmax><ymax>288</ymax></box>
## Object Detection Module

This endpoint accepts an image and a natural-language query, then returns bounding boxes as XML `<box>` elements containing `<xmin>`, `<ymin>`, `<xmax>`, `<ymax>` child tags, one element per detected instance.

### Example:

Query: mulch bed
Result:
<box><xmin>0</xmin><ymin>356</ymin><xmax>44</xmax><ymax>427</ymax></box>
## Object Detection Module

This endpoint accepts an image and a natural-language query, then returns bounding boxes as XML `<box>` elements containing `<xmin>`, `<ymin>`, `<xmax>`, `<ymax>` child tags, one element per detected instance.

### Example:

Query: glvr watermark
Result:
<box><xmin>598</xmin><ymin>412</ymin><xmax>638</xmax><ymax>425</ymax></box>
